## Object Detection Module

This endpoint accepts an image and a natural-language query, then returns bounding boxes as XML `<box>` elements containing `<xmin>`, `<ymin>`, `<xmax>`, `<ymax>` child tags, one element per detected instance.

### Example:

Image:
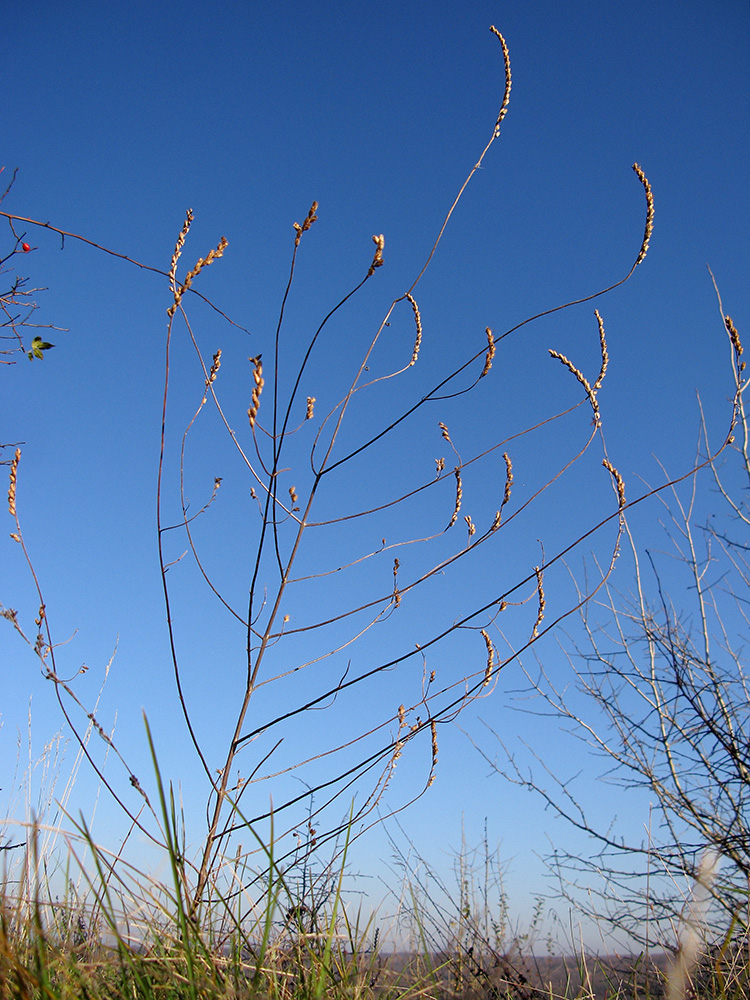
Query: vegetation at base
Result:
<box><xmin>2</xmin><ymin>765</ymin><xmax>748</xmax><ymax>1000</ymax></box>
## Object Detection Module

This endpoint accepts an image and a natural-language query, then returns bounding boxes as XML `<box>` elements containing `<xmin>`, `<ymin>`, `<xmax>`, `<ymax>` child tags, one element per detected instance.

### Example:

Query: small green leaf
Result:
<box><xmin>27</xmin><ymin>337</ymin><xmax>55</xmax><ymax>361</ymax></box>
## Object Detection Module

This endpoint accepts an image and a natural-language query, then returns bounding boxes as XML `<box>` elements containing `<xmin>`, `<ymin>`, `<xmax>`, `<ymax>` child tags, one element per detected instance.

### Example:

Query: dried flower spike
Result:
<box><xmin>489</xmin><ymin>27</ymin><xmax>512</xmax><ymax>137</ymax></box>
<box><xmin>368</xmin><ymin>234</ymin><xmax>385</xmax><ymax>276</ymax></box>
<box><xmin>447</xmin><ymin>467</ymin><xmax>462</xmax><ymax>529</ymax></box>
<box><xmin>405</xmin><ymin>292</ymin><xmax>422</xmax><ymax>366</ymax></box>
<box><xmin>592</xmin><ymin>311</ymin><xmax>609</xmax><ymax>391</ymax></box>
<box><xmin>502</xmin><ymin>452</ymin><xmax>513</xmax><ymax>506</ymax></box>
<box><xmin>603</xmin><ymin>458</ymin><xmax>626</xmax><ymax>509</ymax></box>
<box><xmin>481</xmin><ymin>629</ymin><xmax>495</xmax><ymax>686</ymax></box>
<box><xmin>182</xmin><ymin>236</ymin><xmax>228</xmax><ymax>292</ymax></box>
<box><xmin>549</xmin><ymin>349</ymin><xmax>600</xmax><ymax>427</ymax></box>
<box><xmin>8</xmin><ymin>448</ymin><xmax>20</xmax><ymax>518</ymax></box>
<box><xmin>632</xmin><ymin>163</ymin><xmax>654</xmax><ymax>266</ymax></box>
<box><xmin>206</xmin><ymin>348</ymin><xmax>222</xmax><ymax>387</ymax></box>
<box><xmin>170</xmin><ymin>223</ymin><xmax>227</xmax><ymax>315</ymax></box>
<box><xmin>480</xmin><ymin>327</ymin><xmax>496</xmax><ymax>378</ymax></box>
<box><xmin>427</xmin><ymin>719</ymin><xmax>439</xmax><ymax>787</ymax></box>
<box><xmin>725</xmin><ymin>315</ymin><xmax>743</xmax><ymax>358</ymax></box>
<box><xmin>531</xmin><ymin>566</ymin><xmax>545</xmax><ymax>639</ymax></box>
<box><xmin>169</xmin><ymin>209</ymin><xmax>194</xmax><ymax>284</ymax></box>
<box><xmin>247</xmin><ymin>355</ymin><xmax>264</xmax><ymax>428</ymax></box>
<box><xmin>294</xmin><ymin>201</ymin><xmax>319</xmax><ymax>246</ymax></box>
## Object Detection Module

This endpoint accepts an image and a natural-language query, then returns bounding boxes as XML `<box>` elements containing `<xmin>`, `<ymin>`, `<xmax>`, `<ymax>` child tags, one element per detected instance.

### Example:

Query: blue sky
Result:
<box><xmin>2</xmin><ymin>0</ymin><xmax>748</xmax><ymax>944</ymax></box>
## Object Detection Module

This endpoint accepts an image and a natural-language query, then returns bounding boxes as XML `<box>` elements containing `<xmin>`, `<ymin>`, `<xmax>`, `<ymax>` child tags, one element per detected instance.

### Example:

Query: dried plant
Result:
<box><xmin>2</xmin><ymin>25</ymin><xmax>670</xmax><ymax>935</ymax></box>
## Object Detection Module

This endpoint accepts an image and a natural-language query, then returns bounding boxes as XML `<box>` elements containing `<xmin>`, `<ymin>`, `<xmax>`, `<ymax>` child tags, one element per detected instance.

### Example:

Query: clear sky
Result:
<box><xmin>2</xmin><ymin>0</ymin><xmax>748</xmax><ymax>946</ymax></box>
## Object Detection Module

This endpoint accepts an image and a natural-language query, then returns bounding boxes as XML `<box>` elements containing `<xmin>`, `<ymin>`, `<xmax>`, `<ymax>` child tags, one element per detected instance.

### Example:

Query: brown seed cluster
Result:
<box><xmin>169</xmin><ymin>226</ymin><xmax>228</xmax><ymax>317</ymax></box>
<box><xmin>492</xmin><ymin>452</ymin><xmax>514</xmax><ymax>530</ymax></box>
<box><xmin>169</xmin><ymin>209</ymin><xmax>194</xmax><ymax>285</ymax></box>
<box><xmin>368</xmin><ymin>234</ymin><xmax>385</xmax><ymax>276</ymax></box>
<box><xmin>550</xmin><ymin>312</ymin><xmax>610</xmax><ymax>425</ymax></box>
<box><xmin>502</xmin><ymin>452</ymin><xmax>514</xmax><ymax>506</ymax></box>
<box><xmin>632</xmin><ymin>163</ymin><xmax>654</xmax><ymax>267</ymax></box>
<box><xmin>293</xmin><ymin>201</ymin><xmax>318</xmax><ymax>247</ymax></box>
<box><xmin>725</xmin><ymin>315</ymin><xmax>743</xmax><ymax>361</ymax></box>
<box><xmin>427</xmin><ymin>719</ymin><xmax>438</xmax><ymax>787</ymax></box>
<box><xmin>549</xmin><ymin>349</ymin><xmax>601</xmax><ymax>427</ymax></box>
<box><xmin>481</xmin><ymin>629</ymin><xmax>496</xmax><ymax>687</ymax></box>
<box><xmin>247</xmin><ymin>356</ymin><xmax>264</xmax><ymax>428</ymax></box>
<box><xmin>480</xmin><ymin>327</ymin><xmax>496</xmax><ymax>378</ymax></box>
<box><xmin>8</xmin><ymin>447</ymin><xmax>20</xmax><ymax>518</ymax></box>
<box><xmin>603</xmin><ymin>459</ymin><xmax>626</xmax><ymax>509</ymax></box>
<box><xmin>593</xmin><ymin>311</ymin><xmax>609</xmax><ymax>391</ymax></box>
<box><xmin>447</xmin><ymin>467</ymin><xmax>463</xmax><ymax>529</ymax></box>
<box><xmin>531</xmin><ymin>566</ymin><xmax>545</xmax><ymax>639</ymax></box>
<box><xmin>489</xmin><ymin>27</ymin><xmax>512</xmax><ymax>137</ymax></box>
<box><xmin>405</xmin><ymin>292</ymin><xmax>422</xmax><ymax>366</ymax></box>
<box><xmin>206</xmin><ymin>348</ymin><xmax>222</xmax><ymax>390</ymax></box>
<box><xmin>183</xmin><ymin>237</ymin><xmax>228</xmax><ymax>290</ymax></box>
<box><xmin>305</xmin><ymin>396</ymin><xmax>316</xmax><ymax>420</ymax></box>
